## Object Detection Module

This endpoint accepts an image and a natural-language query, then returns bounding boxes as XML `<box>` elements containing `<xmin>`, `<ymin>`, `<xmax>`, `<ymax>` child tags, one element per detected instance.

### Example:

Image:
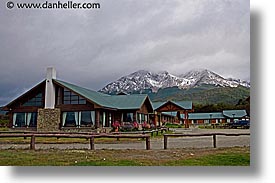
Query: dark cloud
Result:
<box><xmin>0</xmin><ymin>0</ymin><xmax>250</xmax><ymax>105</ymax></box>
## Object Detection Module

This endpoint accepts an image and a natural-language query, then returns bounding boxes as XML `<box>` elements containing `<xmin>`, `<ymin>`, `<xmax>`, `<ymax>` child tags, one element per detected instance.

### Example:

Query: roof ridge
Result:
<box><xmin>54</xmin><ymin>79</ymin><xmax>110</xmax><ymax>97</ymax></box>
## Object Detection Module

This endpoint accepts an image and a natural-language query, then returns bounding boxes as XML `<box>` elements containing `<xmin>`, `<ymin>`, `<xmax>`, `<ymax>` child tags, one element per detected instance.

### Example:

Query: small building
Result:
<box><xmin>152</xmin><ymin>100</ymin><xmax>193</xmax><ymax>128</ymax></box>
<box><xmin>188</xmin><ymin>112</ymin><xmax>226</xmax><ymax>124</ymax></box>
<box><xmin>160</xmin><ymin>110</ymin><xmax>249</xmax><ymax>125</ymax></box>
<box><xmin>222</xmin><ymin>110</ymin><xmax>248</xmax><ymax>122</ymax></box>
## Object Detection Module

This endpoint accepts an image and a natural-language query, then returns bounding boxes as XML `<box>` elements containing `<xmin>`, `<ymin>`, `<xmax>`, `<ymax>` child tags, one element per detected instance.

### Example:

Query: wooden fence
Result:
<box><xmin>111</xmin><ymin>127</ymin><xmax>168</xmax><ymax>137</ymax></box>
<box><xmin>0</xmin><ymin>133</ymin><xmax>151</xmax><ymax>150</ymax></box>
<box><xmin>0</xmin><ymin>131</ymin><xmax>250</xmax><ymax>150</ymax></box>
<box><xmin>163</xmin><ymin>133</ymin><xmax>250</xmax><ymax>149</ymax></box>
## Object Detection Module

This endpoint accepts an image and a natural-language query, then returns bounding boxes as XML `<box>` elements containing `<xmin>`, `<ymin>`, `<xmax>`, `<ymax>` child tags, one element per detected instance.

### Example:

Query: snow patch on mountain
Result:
<box><xmin>99</xmin><ymin>69</ymin><xmax>250</xmax><ymax>94</ymax></box>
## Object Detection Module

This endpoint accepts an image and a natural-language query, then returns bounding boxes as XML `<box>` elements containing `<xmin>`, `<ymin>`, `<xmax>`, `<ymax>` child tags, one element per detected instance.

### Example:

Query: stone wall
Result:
<box><xmin>37</xmin><ymin>108</ymin><xmax>60</xmax><ymax>132</ymax></box>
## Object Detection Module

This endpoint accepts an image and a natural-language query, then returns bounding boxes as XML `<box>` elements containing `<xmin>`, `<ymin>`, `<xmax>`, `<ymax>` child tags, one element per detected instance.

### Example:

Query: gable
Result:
<box><xmin>155</xmin><ymin>100</ymin><xmax>193</xmax><ymax>112</ymax></box>
<box><xmin>4</xmin><ymin>80</ymin><xmax>45</xmax><ymax>110</ymax></box>
<box><xmin>53</xmin><ymin>79</ymin><xmax>116</xmax><ymax>109</ymax></box>
<box><xmin>138</xmin><ymin>97</ymin><xmax>153</xmax><ymax>113</ymax></box>
<box><xmin>157</xmin><ymin>101</ymin><xmax>183</xmax><ymax>112</ymax></box>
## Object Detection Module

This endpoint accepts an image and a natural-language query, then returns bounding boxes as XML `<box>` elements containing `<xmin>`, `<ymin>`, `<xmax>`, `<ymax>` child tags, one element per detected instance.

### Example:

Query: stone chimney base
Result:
<box><xmin>37</xmin><ymin>108</ymin><xmax>60</xmax><ymax>132</ymax></box>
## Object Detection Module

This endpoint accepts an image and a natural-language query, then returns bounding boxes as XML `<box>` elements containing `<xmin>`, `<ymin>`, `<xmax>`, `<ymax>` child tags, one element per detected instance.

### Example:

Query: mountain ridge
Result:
<box><xmin>99</xmin><ymin>69</ymin><xmax>250</xmax><ymax>94</ymax></box>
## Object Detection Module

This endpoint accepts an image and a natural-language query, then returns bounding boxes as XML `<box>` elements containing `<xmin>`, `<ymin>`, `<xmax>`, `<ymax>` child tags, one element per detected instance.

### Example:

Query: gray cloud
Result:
<box><xmin>0</xmin><ymin>0</ymin><xmax>250</xmax><ymax>106</ymax></box>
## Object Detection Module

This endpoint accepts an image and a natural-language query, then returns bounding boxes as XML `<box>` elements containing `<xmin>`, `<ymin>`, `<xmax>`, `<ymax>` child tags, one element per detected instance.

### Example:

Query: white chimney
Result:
<box><xmin>45</xmin><ymin>67</ymin><xmax>56</xmax><ymax>109</ymax></box>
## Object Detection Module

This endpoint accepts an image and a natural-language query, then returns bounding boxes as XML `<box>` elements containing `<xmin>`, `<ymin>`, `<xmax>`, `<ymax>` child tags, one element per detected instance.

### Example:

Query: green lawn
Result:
<box><xmin>164</xmin><ymin>152</ymin><xmax>250</xmax><ymax>166</ymax></box>
<box><xmin>0</xmin><ymin>147</ymin><xmax>250</xmax><ymax>166</ymax></box>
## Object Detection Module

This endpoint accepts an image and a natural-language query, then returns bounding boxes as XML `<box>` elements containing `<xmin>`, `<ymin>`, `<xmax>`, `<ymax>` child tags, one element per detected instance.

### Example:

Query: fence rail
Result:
<box><xmin>0</xmin><ymin>133</ymin><xmax>151</xmax><ymax>150</ymax></box>
<box><xmin>0</xmin><ymin>132</ymin><xmax>250</xmax><ymax>150</ymax></box>
<box><xmin>163</xmin><ymin>133</ymin><xmax>250</xmax><ymax>149</ymax></box>
<box><xmin>111</xmin><ymin>127</ymin><xmax>168</xmax><ymax>137</ymax></box>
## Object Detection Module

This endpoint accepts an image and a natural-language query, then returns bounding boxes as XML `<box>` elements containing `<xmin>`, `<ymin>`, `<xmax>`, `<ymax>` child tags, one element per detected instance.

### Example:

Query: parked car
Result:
<box><xmin>228</xmin><ymin>120</ymin><xmax>250</xmax><ymax>129</ymax></box>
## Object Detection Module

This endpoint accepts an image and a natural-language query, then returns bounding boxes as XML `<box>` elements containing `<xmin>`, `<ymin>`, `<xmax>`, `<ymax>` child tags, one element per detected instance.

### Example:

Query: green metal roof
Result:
<box><xmin>162</xmin><ymin>111</ymin><xmax>247</xmax><ymax>120</ymax></box>
<box><xmin>152</xmin><ymin>101</ymin><xmax>166</xmax><ymax>110</ymax></box>
<box><xmin>171</xmin><ymin>100</ymin><xmax>192</xmax><ymax>110</ymax></box>
<box><xmin>188</xmin><ymin>112</ymin><xmax>224</xmax><ymax>120</ymax></box>
<box><xmin>222</xmin><ymin>110</ymin><xmax>247</xmax><ymax>118</ymax></box>
<box><xmin>106</xmin><ymin>94</ymin><xmax>149</xmax><ymax>110</ymax></box>
<box><xmin>152</xmin><ymin>100</ymin><xmax>192</xmax><ymax>110</ymax></box>
<box><xmin>54</xmin><ymin>80</ymin><xmax>116</xmax><ymax>109</ymax></box>
<box><xmin>161</xmin><ymin>112</ymin><xmax>225</xmax><ymax>119</ymax></box>
<box><xmin>54</xmin><ymin>79</ymin><xmax>149</xmax><ymax>110</ymax></box>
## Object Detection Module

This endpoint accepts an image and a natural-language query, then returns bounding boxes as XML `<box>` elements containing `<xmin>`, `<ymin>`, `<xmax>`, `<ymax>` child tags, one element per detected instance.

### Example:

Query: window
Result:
<box><xmin>108</xmin><ymin>113</ymin><xmax>112</xmax><ymax>125</ymax></box>
<box><xmin>63</xmin><ymin>89</ymin><xmax>86</xmax><ymax>105</ymax></box>
<box><xmin>100</xmin><ymin>112</ymin><xmax>113</xmax><ymax>127</ymax></box>
<box><xmin>137</xmin><ymin>113</ymin><xmax>147</xmax><ymax>123</ymax></box>
<box><xmin>81</xmin><ymin>111</ymin><xmax>95</xmax><ymax>127</ymax></box>
<box><xmin>23</xmin><ymin>93</ymin><xmax>43</xmax><ymax>107</ymax></box>
<box><xmin>13</xmin><ymin>112</ymin><xmax>37</xmax><ymax>127</ymax></box>
<box><xmin>100</xmin><ymin>112</ymin><xmax>106</xmax><ymax>127</ymax></box>
<box><xmin>62</xmin><ymin>112</ymin><xmax>77</xmax><ymax>127</ymax></box>
<box><xmin>62</xmin><ymin>111</ymin><xmax>95</xmax><ymax>127</ymax></box>
<box><xmin>142</xmin><ymin>114</ymin><xmax>146</xmax><ymax>122</ymax></box>
<box><xmin>123</xmin><ymin>113</ymin><xmax>133</xmax><ymax>122</ymax></box>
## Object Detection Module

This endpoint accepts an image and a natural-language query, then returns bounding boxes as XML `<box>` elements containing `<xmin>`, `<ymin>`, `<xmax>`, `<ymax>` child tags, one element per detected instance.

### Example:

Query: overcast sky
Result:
<box><xmin>0</xmin><ymin>0</ymin><xmax>250</xmax><ymax>106</ymax></box>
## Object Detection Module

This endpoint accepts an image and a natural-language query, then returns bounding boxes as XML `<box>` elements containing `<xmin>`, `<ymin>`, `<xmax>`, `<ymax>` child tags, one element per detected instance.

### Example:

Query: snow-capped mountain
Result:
<box><xmin>99</xmin><ymin>69</ymin><xmax>250</xmax><ymax>94</ymax></box>
<box><xmin>179</xmin><ymin>69</ymin><xmax>251</xmax><ymax>88</ymax></box>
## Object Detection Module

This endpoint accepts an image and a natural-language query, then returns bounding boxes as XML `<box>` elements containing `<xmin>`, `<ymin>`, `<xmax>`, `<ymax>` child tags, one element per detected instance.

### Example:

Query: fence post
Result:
<box><xmin>90</xmin><ymin>136</ymin><xmax>95</xmax><ymax>150</ymax></box>
<box><xmin>146</xmin><ymin>136</ymin><xmax>150</xmax><ymax>150</ymax></box>
<box><xmin>30</xmin><ymin>135</ymin><xmax>35</xmax><ymax>150</ymax></box>
<box><xmin>164</xmin><ymin>135</ymin><xmax>168</xmax><ymax>149</ymax></box>
<box><xmin>213</xmin><ymin>134</ymin><xmax>217</xmax><ymax>148</ymax></box>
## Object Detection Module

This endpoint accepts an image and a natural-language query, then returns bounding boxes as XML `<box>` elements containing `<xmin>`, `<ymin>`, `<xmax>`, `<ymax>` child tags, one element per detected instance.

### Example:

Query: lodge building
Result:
<box><xmin>2</xmin><ymin>68</ymin><xmax>248</xmax><ymax>132</ymax></box>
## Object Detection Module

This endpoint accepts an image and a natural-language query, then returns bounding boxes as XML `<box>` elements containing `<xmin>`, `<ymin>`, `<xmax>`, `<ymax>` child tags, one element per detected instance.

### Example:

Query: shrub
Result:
<box><xmin>120</xmin><ymin>122</ymin><xmax>134</xmax><ymax>131</ymax></box>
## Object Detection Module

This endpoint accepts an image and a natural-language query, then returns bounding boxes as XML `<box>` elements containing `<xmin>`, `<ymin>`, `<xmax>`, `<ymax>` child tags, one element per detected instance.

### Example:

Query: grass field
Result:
<box><xmin>0</xmin><ymin>146</ymin><xmax>250</xmax><ymax>166</ymax></box>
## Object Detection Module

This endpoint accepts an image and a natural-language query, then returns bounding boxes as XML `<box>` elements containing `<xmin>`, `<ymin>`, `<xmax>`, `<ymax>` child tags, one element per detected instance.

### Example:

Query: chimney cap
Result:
<box><xmin>46</xmin><ymin>67</ymin><xmax>57</xmax><ymax>80</ymax></box>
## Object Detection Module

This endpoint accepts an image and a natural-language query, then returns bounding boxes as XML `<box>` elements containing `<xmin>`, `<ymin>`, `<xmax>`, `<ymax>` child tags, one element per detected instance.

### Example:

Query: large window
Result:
<box><xmin>122</xmin><ymin>113</ymin><xmax>134</xmax><ymax>122</ymax></box>
<box><xmin>100</xmin><ymin>112</ymin><xmax>106</xmax><ymax>127</ymax></box>
<box><xmin>62</xmin><ymin>111</ymin><xmax>95</xmax><ymax>127</ymax></box>
<box><xmin>63</xmin><ymin>89</ymin><xmax>86</xmax><ymax>105</ymax></box>
<box><xmin>23</xmin><ymin>93</ymin><xmax>43</xmax><ymax>107</ymax></box>
<box><xmin>99</xmin><ymin>112</ymin><xmax>112</xmax><ymax>127</ymax></box>
<box><xmin>137</xmin><ymin>113</ymin><xmax>148</xmax><ymax>123</ymax></box>
<box><xmin>13</xmin><ymin>112</ymin><xmax>37</xmax><ymax>127</ymax></box>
